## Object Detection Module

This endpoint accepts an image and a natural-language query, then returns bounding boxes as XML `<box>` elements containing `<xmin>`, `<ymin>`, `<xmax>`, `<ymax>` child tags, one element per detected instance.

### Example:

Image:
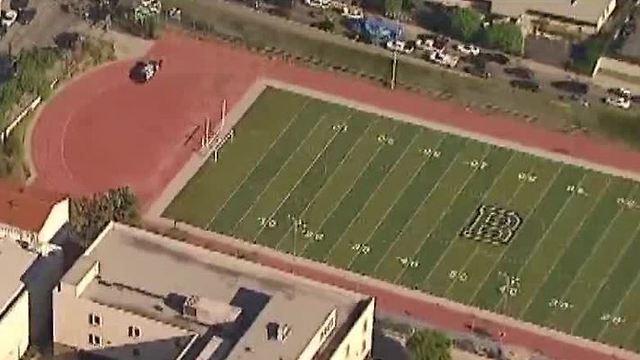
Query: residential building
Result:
<box><xmin>0</xmin><ymin>238</ymin><xmax>38</xmax><ymax>360</ymax></box>
<box><xmin>0</xmin><ymin>181</ymin><xmax>69</xmax><ymax>251</ymax></box>
<box><xmin>53</xmin><ymin>222</ymin><xmax>375</xmax><ymax>360</ymax></box>
<box><xmin>0</xmin><ymin>181</ymin><xmax>67</xmax><ymax>359</ymax></box>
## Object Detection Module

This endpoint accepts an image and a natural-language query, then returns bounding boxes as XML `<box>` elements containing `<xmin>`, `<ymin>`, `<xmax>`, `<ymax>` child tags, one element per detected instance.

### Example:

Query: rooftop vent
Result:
<box><xmin>267</xmin><ymin>322</ymin><xmax>291</xmax><ymax>342</ymax></box>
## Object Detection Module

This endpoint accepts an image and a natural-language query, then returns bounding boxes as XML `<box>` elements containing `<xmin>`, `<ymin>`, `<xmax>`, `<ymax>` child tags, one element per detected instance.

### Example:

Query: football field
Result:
<box><xmin>164</xmin><ymin>87</ymin><xmax>640</xmax><ymax>351</ymax></box>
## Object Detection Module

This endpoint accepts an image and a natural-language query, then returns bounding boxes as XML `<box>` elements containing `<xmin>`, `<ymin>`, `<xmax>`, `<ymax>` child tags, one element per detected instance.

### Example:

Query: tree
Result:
<box><xmin>448</xmin><ymin>7</ymin><xmax>483</xmax><ymax>42</ymax></box>
<box><xmin>483</xmin><ymin>22</ymin><xmax>524</xmax><ymax>55</ymax></box>
<box><xmin>384</xmin><ymin>0</ymin><xmax>402</xmax><ymax>18</ymax></box>
<box><xmin>70</xmin><ymin>187</ymin><xmax>139</xmax><ymax>248</ymax></box>
<box><xmin>406</xmin><ymin>329</ymin><xmax>452</xmax><ymax>360</ymax></box>
<box><xmin>571</xmin><ymin>39</ymin><xmax>604</xmax><ymax>75</ymax></box>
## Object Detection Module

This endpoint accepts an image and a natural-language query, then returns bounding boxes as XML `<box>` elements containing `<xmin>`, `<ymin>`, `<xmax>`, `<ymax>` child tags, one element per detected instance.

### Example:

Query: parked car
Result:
<box><xmin>477</xmin><ymin>52</ymin><xmax>509</xmax><ymax>65</ymax></box>
<box><xmin>433</xmin><ymin>35</ymin><xmax>449</xmax><ymax>50</ymax></box>
<box><xmin>1</xmin><ymin>10</ymin><xmax>17</xmax><ymax>28</ymax></box>
<box><xmin>455</xmin><ymin>43</ymin><xmax>480</xmax><ymax>56</ymax></box>
<box><xmin>510</xmin><ymin>79</ymin><xmax>540</xmax><ymax>92</ymax></box>
<box><xmin>17</xmin><ymin>7</ymin><xmax>35</xmax><ymax>25</ymax></box>
<box><xmin>386</xmin><ymin>40</ymin><xmax>414</xmax><ymax>54</ymax></box>
<box><xmin>605</xmin><ymin>96</ymin><xmax>631</xmax><ymax>109</ymax></box>
<box><xmin>415</xmin><ymin>35</ymin><xmax>435</xmax><ymax>51</ymax></box>
<box><xmin>464</xmin><ymin>65</ymin><xmax>491</xmax><ymax>79</ymax></box>
<box><xmin>608</xmin><ymin>87</ymin><xmax>631</xmax><ymax>99</ymax></box>
<box><xmin>428</xmin><ymin>50</ymin><xmax>459</xmax><ymax>68</ymax></box>
<box><xmin>504</xmin><ymin>66</ymin><xmax>534</xmax><ymax>80</ymax></box>
<box><xmin>305</xmin><ymin>0</ymin><xmax>330</xmax><ymax>9</ymax></box>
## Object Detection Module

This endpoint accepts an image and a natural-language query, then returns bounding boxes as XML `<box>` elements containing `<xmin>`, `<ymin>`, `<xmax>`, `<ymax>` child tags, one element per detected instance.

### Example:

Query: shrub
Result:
<box><xmin>483</xmin><ymin>22</ymin><xmax>523</xmax><ymax>55</ymax></box>
<box><xmin>448</xmin><ymin>7</ymin><xmax>483</xmax><ymax>42</ymax></box>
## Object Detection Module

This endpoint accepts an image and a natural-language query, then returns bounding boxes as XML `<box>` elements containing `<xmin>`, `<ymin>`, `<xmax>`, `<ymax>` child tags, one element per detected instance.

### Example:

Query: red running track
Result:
<box><xmin>32</xmin><ymin>32</ymin><xmax>640</xmax><ymax>359</ymax></box>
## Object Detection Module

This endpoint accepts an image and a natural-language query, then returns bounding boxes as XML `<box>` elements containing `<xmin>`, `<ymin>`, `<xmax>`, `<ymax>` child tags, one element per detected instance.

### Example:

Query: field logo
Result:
<box><xmin>462</xmin><ymin>205</ymin><xmax>522</xmax><ymax>245</ymax></box>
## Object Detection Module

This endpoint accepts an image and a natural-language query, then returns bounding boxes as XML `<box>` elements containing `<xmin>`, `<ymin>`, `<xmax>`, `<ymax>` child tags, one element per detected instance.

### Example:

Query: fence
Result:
<box><xmin>0</xmin><ymin>79</ymin><xmax>58</xmax><ymax>143</ymax></box>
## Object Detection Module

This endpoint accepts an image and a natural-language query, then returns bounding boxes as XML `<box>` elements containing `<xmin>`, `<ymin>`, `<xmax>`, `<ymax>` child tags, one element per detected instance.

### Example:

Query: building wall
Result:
<box><xmin>53</xmin><ymin>287</ymin><xmax>195</xmax><ymax>360</ymax></box>
<box><xmin>327</xmin><ymin>298</ymin><xmax>375</xmax><ymax>360</ymax></box>
<box><xmin>0</xmin><ymin>290</ymin><xmax>30</xmax><ymax>360</ymax></box>
<box><xmin>298</xmin><ymin>309</ymin><xmax>338</xmax><ymax>360</ymax></box>
<box><xmin>38</xmin><ymin>199</ymin><xmax>69</xmax><ymax>245</ymax></box>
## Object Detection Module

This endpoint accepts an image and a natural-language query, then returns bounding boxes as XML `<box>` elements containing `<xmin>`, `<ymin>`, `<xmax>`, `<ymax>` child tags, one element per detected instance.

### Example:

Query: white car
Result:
<box><xmin>1</xmin><ymin>10</ymin><xmax>17</xmax><ymax>28</ymax></box>
<box><xmin>416</xmin><ymin>37</ymin><xmax>435</xmax><ymax>51</ymax></box>
<box><xmin>610</xmin><ymin>87</ymin><xmax>631</xmax><ymax>99</ymax></box>
<box><xmin>386</xmin><ymin>40</ymin><xmax>414</xmax><ymax>54</ymax></box>
<box><xmin>428</xmin><ymin>50</ymin><xmax>459</xmax><ymax>68</ymax></box>
<box><xmin>606</xmin><ymin>96</ymin><xmax>631</xmax><ymax>110</ymax></box>
<box><xmin>341</xmin><ymin>6</ymin><xmax>364</xmax><ymax>19</ymax></box>
<box><xmin>305</xmin><ymin>0</ymin><xmax>330</xmax><ymax>8</ymax></box>
<box><xmin>455</xmin><ymin>43</ymin><xmax>480</xmax><ymax>56</ymax></box>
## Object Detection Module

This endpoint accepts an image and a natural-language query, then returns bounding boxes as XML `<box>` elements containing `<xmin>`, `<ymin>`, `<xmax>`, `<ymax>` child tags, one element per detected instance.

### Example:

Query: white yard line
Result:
<box><xmin>516</xmin><ymin>178</ymin><xmax>613</xmax><ymax>319</ymax></box>
<box><xmin>465</xmin><ymin>163</ymin><xmax>565</xmax><ymax>304</ymax></box>
<box><xmin>391</xmin><ymin>140</ymin><xmax>490</xmax><ymax>284</ymax></box>
<box><xmin>323</xmin><ymin>130</ymin><xmax>422</xmax><ymax>262</ymax></box>
<box><xmin>441</xmin><ymin>157</ymin><xmax>537</xmax><ymax>297</ymax></box>
<box><xmin>369</xmin><ymin>134</ymin><xmax>450</xmax><ymax>274</ymax></box>
<box><xmin>419</xmin><ymin>145</ymin><xmax>504</xmax><ymax>288</ymax></box>
<box><xmin>272</xmin><ymin>119</ymin><xmax>379</xmax><ymax>251</ymax></box>
<box><xmin>293</xmin><ymin>122</ymin><xmax>400</xmax><ymax>256</ymax></box>
<box><xmin>319</xmin><ymin>125</ymin><xmax>416</xmax><ymax>261</ymax></box>
<box><xmin>203</xmin><ymin>99</ymin><xmax>312</xmax><ymax>230</ymax></box>
<box><xmin>487</xmin><ymin>171</ymin><xmax>588</xmax><ymax>312</ymax></box>
<box><xmin>568</xmin><ymin>190</ymin><xmax>640</xmax><ymax>333</ymax></box>
<box><xmin>249</xmin><ymin>113</ymin><xmax>354</xmax><ymax>243</ymax></box>
<box><xmin>619</xmin><ymin>279</ymin><xmax>640</xmax><ymax>346</ymax></box>
<box><xmin>344</xmin><ymin>132</ymin><xmax>429</xmax><ymax>269</ymax></box>
<box><xmin>228</xmin><ymin>114</ymin><xmax>328</xmax><ymax>234</ymax></box>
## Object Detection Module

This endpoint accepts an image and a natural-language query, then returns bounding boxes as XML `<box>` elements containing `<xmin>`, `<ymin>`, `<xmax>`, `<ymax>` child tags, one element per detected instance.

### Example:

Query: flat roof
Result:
<box><xmin>0</xmin><ymin>238</ymin><xmax>37</xmax><ymax>313</ymax></box>
<box><xmin>65</xmin><ymin>223</ymin><xmax>368</xmax><ymax>360</ymax></box>
<box><xmin>490</xmin><ymin>0</ymin><xmax>614</xmax><ymax>25</ymax></box>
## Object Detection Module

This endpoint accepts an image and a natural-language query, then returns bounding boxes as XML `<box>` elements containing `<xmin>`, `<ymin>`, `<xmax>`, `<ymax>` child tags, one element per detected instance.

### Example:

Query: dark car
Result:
<box><xmin>464</xmin><ymin>65</ymin><xmax>491</xmax><ymax>79</ymax></box>
<box><xmin>433</xmin><ymin>35</ymin><xmax>449</xmax><ymax>50</ymax></box>
<box><xmin>17</xmin><ymin>8</ymin><xmax>35</xmax><ymax>25</ymax></box>
<box><xmin>504</xmin><ymin>66</ymin><xmax>534</xmax><ymax>80</ymax></box>
<box><xmin>510</xmin><ymin>79</ymin><xmax>540</xmax><ymax>92</ymax></box>
<box><xmin>477</xmin><ymin>52</ymin><xmax>510</xmax><ymax>65</ymax></box>
<box><xmin>551</xmin><ymin>80</ymin><xmax>589</xmax><ymax>95</ymax></box>
<box><xmin>129</xmin><ymin>60</ymin><xmax>160</xmax><ymax>83</ymax></box>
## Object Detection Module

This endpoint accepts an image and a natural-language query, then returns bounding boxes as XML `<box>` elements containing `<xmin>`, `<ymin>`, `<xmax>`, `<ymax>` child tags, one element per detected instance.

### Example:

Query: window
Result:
<box><xmin>89</xmin><ymin>313</ymin><xmax>102</xmax><ymax>326</ymax></box>
<box><xmin>361</xmin><ymin>339</ymin><xmax>367</xmax><ymax>353</ymax></box>
<box><xmin>345</xmin><ymin>344</ymin><xmax>350</xmax><ymax>357</ymax></box>
<box><xmin>319</xmin><ymin>316</ymin><xmax>336</xmax><ymax>342</ymax></box>
<box><xmin>128</xmin><ymin>326</ymin><xmax>141</xmax><ymax>338</ymax></box>
<box><xmin>89</xmin><ymin>334</ymin><xmax>102</xmax><ymax>346</ymax></box>
<box><xmin>363</xmin><ymin>319</ymin><xmax>368</xmax><ymax>332</ymax></box>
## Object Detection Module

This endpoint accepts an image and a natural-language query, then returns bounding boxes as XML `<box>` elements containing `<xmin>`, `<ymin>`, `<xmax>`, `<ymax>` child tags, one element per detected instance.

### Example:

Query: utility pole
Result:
<box><xmin>390</xmin><ymin>17</ymin><xmax>400</xmax><ymax>90</ymax></box>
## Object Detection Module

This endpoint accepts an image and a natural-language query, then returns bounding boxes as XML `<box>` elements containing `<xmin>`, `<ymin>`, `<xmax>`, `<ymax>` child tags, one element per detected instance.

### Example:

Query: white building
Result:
<box><xmin>0</xmin><ymin>238</ymin><xmax>38</xmax><ymax>360</ymax></box>
<box><xmin>0</xmin><ymin>181</ymin><xmax>69</xmax><ymax>251</ymax></box>
<box><xmin>53</xmin><ymin>222</ymin><xmax>375</xmax><ymax>360</ymax></box>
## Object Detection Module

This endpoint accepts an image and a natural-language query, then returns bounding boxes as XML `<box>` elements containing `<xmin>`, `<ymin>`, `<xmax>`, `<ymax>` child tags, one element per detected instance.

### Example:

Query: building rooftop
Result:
<box><xmin>490</xmin><ymin>0</ymin><xmax>614</xmax><ymax>25</ymax></box>
<box><xmin>0</xmin><ymin>238</ymin><xmax>37</xmax><ymax>314</ymax></box>
<box><xmin>63</xmin><ymin>223</ymin><xmax>369</xmax><ymax>360</ymax></box>
<box><xmin>0</xmin><ymin>180</ymin><xmax>64</xmax><ymax>233</ymax></box>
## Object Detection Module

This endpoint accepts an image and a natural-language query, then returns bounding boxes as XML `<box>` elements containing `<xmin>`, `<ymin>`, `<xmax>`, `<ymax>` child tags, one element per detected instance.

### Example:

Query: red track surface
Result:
<box><xmin>32</xmin><ymin>32</ymin><xmax>640</xmax><ymax>360</ymax></box>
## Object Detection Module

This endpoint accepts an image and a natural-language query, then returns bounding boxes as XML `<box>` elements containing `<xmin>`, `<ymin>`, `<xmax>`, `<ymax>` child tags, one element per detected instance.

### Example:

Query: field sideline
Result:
<box><xmin>163</xmin><ymin>87</ymin><xmax>640</xmax><ymax>352</ymax></box>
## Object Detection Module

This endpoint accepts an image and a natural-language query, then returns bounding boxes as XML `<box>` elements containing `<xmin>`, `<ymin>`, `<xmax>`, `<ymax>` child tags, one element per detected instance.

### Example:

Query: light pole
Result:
<box><xmin>390</xmin><ymin>17</ymin><xmax>400</xmax><ymax>90</ymax></box>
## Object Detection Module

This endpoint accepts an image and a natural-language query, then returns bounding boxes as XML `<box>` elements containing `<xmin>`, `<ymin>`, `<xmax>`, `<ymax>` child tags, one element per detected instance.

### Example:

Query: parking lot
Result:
<box><xmin>0</xmin><ymin>0</ymin><xmax>83</xmax><ymax>54</ymax></box>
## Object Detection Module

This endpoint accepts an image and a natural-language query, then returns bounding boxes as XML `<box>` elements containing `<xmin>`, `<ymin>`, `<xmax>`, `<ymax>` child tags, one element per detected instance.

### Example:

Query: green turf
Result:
<box><xmin>163</xmin><ymin>87</ymin><xmax>640</xmax><ymax>352</ymax></box>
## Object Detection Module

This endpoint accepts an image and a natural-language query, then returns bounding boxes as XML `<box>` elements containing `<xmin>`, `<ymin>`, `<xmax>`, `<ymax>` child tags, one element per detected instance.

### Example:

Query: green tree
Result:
<box><xmin>448</xmin><ymin>7</ymin><xmax>483</xmax><ymax>42</ymax></box>
<box><xmin>483</xmin><ymin>22</ymin><xmax>524</xmax><ymax>55</ymax></box>
<box><xmin>572</xmin><ymin>39</ymin><xmax>604</xmax><ymax>75</ymax></box>
<box><xmin>384</xmin><ymin>0</ymin><xmax>402</xmax><ymax>18</ymax></box>
<box><xmin>70</xmin><ymin>187</ymin><xmax>139</xmax><ymax>248</ymax></box>
<box><xmin>406</xmin><ymin>329</ymin><xmax>452</xmax><ymax>360</ymax></box>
